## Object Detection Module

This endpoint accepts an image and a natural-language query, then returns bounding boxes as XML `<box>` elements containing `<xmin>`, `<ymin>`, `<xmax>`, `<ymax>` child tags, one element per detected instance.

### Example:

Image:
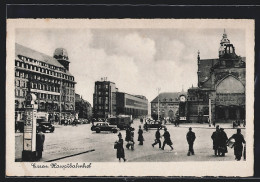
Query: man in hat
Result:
<box><xmin>152</xmin><ymin>127</ymin><xmax>161</xmax><ymax>148</ymax></box>
<box><xmin>211</xmin><ymin>125</ymin><xmax>220</xmax><ymax>156</ymax></box>
<box><xmin>186</xmin><ymin>127</ymin><xmax>196</xmax><ymax>156</ymax></box>
<box><xmin>227</xmin><ymin>128</ymin><xmax>246</xmax><ymax>161</ymax></box>
<box><xmin>161</xmin><ymin>127</ymin><xmax>173</xmax><ymax>151</ymax></box>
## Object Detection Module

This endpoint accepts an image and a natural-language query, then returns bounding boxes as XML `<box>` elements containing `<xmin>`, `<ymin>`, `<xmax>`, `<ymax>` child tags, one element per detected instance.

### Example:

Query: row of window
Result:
<box><xmin>15</xmin><ymin>70</ymin><xmax>75</xmax><ymax>88</ymax></box>
<box><xmin>15</xmin><ymin>80</ymin><xmax>26</xmax><ymax>88</ymax></box>
<box><xmin>31</xmin><ymin>82</ymin><xmax>60</xmax><ymax>92</ymax></box>
<box><xmin>16</xmin><ymin>60</ymin><xmax>74</xmax><ymax>81</ymax></box>
<box><xmin>152</xmin><ymin>103</ymin><xmax>178</xmax><ymax>107</ymax></box>
<box><xmin>94</xmin><ymin>96</ymin><xmax>109</xmax><ymax>105</ymax></box>
<box><xmin>18</xmin><ymin>55</ymin><xmax>66</xmax><ymax>72</ymax></box>
<box><xmin>96</xmin><ymin>84</ymin><xmax>109</xmax><ymax>90</ymax></box>
<box><xmin>97</xmin><ymin>91</ymin><xmax>109</xmax><ymax>95</ymax></box>
<box><xmin>15</xmin><ymin>90</ymin><xmax>75</xmax><ymax>103</ymax></box>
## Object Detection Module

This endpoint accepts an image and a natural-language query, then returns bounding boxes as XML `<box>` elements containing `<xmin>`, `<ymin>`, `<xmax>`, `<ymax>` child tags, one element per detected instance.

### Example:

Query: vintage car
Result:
<box><xmin>146</xmin><ymin>120</ymin><xmax>165</xmax><ymax>129</ymax></box>
<box><xmin>91</xmin><ymin>122</ymin><xmax>118</xmax><ymax>133</ymax></box>
<box><xmin>37</xmin><ymin>122</ymin><xmax>55</xmax><ymax>133</ymax></box>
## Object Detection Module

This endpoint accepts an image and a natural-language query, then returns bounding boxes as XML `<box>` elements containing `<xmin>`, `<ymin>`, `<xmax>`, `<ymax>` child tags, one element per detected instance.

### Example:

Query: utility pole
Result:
<box><xmin>157</xmin><ymin>88</ymin><xmax>161</xmax><ymax>121</ymax></box>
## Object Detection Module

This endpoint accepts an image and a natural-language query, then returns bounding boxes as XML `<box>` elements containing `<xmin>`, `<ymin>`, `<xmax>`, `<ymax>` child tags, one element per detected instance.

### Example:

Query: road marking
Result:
<box><xmin>45</xmin><ymin>149</ymin><xmax>95</xmax><ymax>162</ymax></box>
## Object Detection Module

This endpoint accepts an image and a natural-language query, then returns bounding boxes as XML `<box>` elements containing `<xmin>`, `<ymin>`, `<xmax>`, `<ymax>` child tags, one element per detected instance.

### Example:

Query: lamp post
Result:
<box><xmin>157</xmin><ymin>88</ymin><xmax>161</xmax><ymax>121</ymax></box>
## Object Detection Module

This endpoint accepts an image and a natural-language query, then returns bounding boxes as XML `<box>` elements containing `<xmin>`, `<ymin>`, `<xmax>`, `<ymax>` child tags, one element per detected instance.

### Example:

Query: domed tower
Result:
<box><xmin>219</xmin><ymin>29</ymin><xmax>230</xmax><ymax>57</ymax></box>
<box><xmin>53</xmin><ymin>48</ymin><xmax>70</xmax><ymax>71</ymax></box>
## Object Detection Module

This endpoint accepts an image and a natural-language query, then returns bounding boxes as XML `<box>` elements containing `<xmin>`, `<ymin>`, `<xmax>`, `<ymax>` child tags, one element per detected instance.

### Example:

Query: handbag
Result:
<box><xmin>114</xmin><ymin>141</ymin><xmax>119</xmax><ymax>149</ymax></box>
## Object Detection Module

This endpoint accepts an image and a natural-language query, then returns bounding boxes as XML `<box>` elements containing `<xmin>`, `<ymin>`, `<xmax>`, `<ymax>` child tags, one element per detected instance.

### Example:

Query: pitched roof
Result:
<box><xmin>150</xmin><ymin>92</ymin><xmax>187</xmax><ymax>103</ymax></box>
<box><xmin>16</xmin><ymin>43</ymin><xmax>74</xmax><ymax>76</ymax></box>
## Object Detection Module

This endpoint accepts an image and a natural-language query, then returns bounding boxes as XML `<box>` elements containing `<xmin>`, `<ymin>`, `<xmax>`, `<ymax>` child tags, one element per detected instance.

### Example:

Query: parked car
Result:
<box><xmin>37</xmin><ymin>122</ymin><xmax>55</xmax><ymax>133</ymax></box>
<box><xmin>147</xmin><ymin>120</ymin><xmax>165</xmax><ymax>129</ymax></box>
<box><xmin>91</xmin><ymin>122</ymin><xmax>118</xmax><ymax>133</ymax></box>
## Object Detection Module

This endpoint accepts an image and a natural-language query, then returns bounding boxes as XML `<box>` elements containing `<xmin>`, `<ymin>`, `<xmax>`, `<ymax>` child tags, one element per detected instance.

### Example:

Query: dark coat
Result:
<box><xmin>138</xmin><ymin>129</ymin><xmax>144</xmax><ymax>141</ymax></box>
<box><xmin>186</xmin><ymin>131</ymin><xmax>196</xmax><ymax>144</ymax></box>
<box><xmin>36</xmin><ymin>133</ymin><xmax>45</xmax><ymax>151</ymax></box>
<box><xmin>230</xmin><ymin>133</ymin><xmax>245</xmax><ymax>157</ymax></box>
<box><xmin>163</xmin><ymin>131</ymin><xmax>172</xmax><ymax>145</ymax></box>
<box><xmin>125</xmin><ymin>128</ymin><xmax>131</xmax><ymax>142</ymax></box>
<box><xmin>219</xmin><ymin>131</ymin><xmax>228</xmax><ymax>153</ymax></box>
<box><xmin>211</xmin><ymin>131</ymin><xmax>220</xmax><ymax>150</ymax></box>
<box><xmin>155</xmin><ymin>130</ymin><xmax>161</xmax><ymax>139</ymax></box>
<box><xmin>116</xmin><ymin>138</ymin><xmax>125</xmax><ymax>158</ymax></box>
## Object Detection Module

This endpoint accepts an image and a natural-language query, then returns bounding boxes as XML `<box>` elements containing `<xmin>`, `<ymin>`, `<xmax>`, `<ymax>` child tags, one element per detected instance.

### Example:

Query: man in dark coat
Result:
<box><xmin>152</xmin><ymin>128</ymin><xmax>161</xmax><ymax>148</ymax></box>
<box><xmin>211</xmin><ymin>125</ymin><xmax>220</xmax><ymax>156</ymax></box>
<box><xmin>227</xmin><ymin>128</ymin><xmax>246</xmax><ymax>161</ymax></box>
<box><xmin>161</xmin><ymin>127</ymin><xmax>173</xmax><ymax>150</ymax></box>
<box><xmin>36</xmin><ymin>130</ymin><xmax>45</xmax><ymax>160</ymax></box>
<box><xmin>186</xmin><ymin>127</ymin><xmax>196</xmax><ymax>156</ymax></box>
<box><xmin>138</xmin><ymin>125</ymin><xmax>144</xmax><ymax>145</ymax></box>
<box><xmin>218</xmin><ymin>128</ymin><xmax>228</xmax><ymax>156</ymax></box>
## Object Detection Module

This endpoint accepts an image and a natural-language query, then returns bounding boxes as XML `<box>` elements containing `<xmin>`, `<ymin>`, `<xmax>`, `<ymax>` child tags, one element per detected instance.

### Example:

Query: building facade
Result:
<box><xmin>150</xmin><ymin>91</ymin><xmax>187</xmax><ymax>121</ymax></box>
<box><xmin>93</xmin><ymin>80</ymin><xmax>148</xmax><ymax>119</ymax></box>
<box><xmin>15</xmin><ymin>43</ymin><xmax>76</xmax><ymax>122</ymax></box>
<box><xmin>116</xmin><ymin>92</ymin><xmax>148</xmax><ymax>118</ymax></box>
<box><xmin>93</xmin><ymin>80</ymin><xmax>118</xmax><ymax>118</ymax></box>
<box><xmin>75</xmin><ymin>93</ymin><xmax>92</xmax><ymax>119</ymax></box>
<box><xmin>186</xmin><ymin>30</ymin><xmax>246</xmax><ymax>123</ymax></box>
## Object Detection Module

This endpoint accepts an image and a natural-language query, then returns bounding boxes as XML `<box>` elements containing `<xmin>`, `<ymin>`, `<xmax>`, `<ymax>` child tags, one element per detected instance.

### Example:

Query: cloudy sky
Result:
<box><xmin>16</xmin><ymin>28</ymin><xmax>245</xmax><ymax>105</ymax></box>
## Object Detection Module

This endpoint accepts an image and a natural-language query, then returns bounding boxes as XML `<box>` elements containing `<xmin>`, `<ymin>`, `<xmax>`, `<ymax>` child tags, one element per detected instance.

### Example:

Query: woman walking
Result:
<box><xmin>115</xmin><ymin>132</ymin><xmax>126</xmax><ymax>162</ymax></box>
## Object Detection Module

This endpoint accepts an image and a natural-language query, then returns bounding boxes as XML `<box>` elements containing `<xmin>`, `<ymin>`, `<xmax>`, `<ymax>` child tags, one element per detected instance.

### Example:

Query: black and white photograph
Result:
<box><xmin>6</xmin><ymin>19</ymin><xmax>254</xmax><ymax>176</ymax></box>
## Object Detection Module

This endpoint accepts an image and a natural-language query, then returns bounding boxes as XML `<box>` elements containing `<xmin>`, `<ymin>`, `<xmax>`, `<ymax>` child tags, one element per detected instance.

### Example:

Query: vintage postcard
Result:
<box><xmin>6</xmin><ymin>19</ymin><xmax>254</xmax><ymax>176</ymax></box>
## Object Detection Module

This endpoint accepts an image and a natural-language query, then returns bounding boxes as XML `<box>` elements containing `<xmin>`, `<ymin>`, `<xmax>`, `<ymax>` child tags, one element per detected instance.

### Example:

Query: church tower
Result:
<box><xmin>219</xmin><ymin>29</ymin><xmax>231</xmax><ymax>57</ymax></box>
<box><xmin>53</xmin><ymin>48</ymin><xmax>70</xmax><ymax>71</ymax></box>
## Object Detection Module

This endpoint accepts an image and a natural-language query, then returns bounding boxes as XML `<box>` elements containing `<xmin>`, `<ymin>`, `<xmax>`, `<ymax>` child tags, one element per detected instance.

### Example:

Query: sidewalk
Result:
<box><xmin>170</xmin><ymin>123</ymin><xmax>246</xmax><ymax>129</ymax></box>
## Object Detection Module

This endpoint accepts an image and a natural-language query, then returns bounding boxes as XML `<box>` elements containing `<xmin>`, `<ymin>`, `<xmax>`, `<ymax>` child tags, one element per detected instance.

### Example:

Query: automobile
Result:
<box><xmin>91</xmin><ymin>122</ymin><xmax>119</xmax><ymax>133</ymax></box>
<box><xmin>82</xmin><ymin>119</ymin><xmax>89</xmax><ymax>124</ymax></box>
<box><xmin>146</xmin><ymin>120</ymin><xmax>165</xmax><ymax>129</ymax></box>
<box><xmin>37</xmin><ymin>122</ymin><xmax>55</xmax><ymax>133</ymax></box>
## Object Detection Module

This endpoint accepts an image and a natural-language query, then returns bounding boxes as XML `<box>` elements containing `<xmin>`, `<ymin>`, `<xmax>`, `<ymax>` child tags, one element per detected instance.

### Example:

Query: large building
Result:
<box><xmin>75</xmin><ymin>93</ymin><xmax>92</xmax><ymax>119</ymax></box>
<box><xmin>15</xmin><ymin>43</ymin><xmax>76</xmax><ymax>122</ymax></box>
<box><xmin>150</xmin><ymin>91</ymin><xmax>187</xmax><ymax>121</ymax></box>
<box><xmin>93</xmin><ymin>79</ymin><xmax>148</xmax><ymax>118</ymax></box>
<box><xmin>116</xmin><ymin>92</ymin><xmax>148</xmax><ymax>118</ymax></box>
<box><xmin>186</xmin><ymin>30</ymin><xmax>246</xmax><ymax>123</ymax></box>
<box><xmin>93</xmin><ymin>80</ymin><xmax>118</xmax><ymax>118</ymax></box>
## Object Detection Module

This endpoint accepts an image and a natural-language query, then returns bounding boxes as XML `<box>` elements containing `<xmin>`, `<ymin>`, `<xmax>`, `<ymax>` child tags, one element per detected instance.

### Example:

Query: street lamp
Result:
<box><xmin>157</xmin><ymin>88</ymin><xmax>161</xmax><ymax>121</ymax></box>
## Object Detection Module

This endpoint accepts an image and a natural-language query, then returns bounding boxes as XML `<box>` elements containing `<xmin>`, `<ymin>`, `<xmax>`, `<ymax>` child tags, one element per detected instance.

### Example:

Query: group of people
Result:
<box><xmin>212</xmin><ymin>125</ymin><xmax>246</xmax><ymax>161</ymax></box>
<box><xmin>115</xmin><ymin>123</ymin><xmax>246</xmax><ymax>162</ymax></box>
<box><xmin>114</xmin><ymin>125</ymin><xmax>175</xmax><ymax>162</ymax></box>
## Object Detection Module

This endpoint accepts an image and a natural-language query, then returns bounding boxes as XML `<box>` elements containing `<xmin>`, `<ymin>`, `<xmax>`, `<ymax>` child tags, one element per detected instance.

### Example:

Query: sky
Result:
<box><xmin>16</xmin><ymin>28</ymin><xmax>245</xmax><ymax>105</ymax></box>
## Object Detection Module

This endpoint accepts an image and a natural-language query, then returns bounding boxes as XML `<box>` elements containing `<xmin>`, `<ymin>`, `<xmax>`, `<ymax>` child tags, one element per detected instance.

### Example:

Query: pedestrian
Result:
<box><xmin>144</xmin><ymin>121</ymin><xmax>148</xmax><ymax>131</ymax></box>
<box><xmin>36</xmin><ymin>129</ymin><xmax>45</xmax><ymax>160</ymax></box>
<box><xmin>152</xmin><ymin>127</ymin><xmax>161</xmax><ymax>148</ymax></box>
<box><xmin>125</xmin><ymin>126</ymin><xmax>131</xmax><ymax>149</ymax></box>
<box><xmin>238</xmin><ymin>120</ymin><xmax>241</xmax><ymax>127</ymax></box>
<box><xmin>227</xmin><ymin>128</ymin><xmax>246</xmax><ymax>161</ymax></box>
<box><xmin>129</xmin><ymin>130</ymin><xmax>135</xmax><ymax>150</ymax></box>
<box><xmin>115</xmin><ymin>132</ymin><xmax>126</xmax><ymax>162</ymax></box>
<box><xmin>218</xmin><ymin>128</ymin><xmax>228</xmax><ymax>156</ymax></box>
<box><xmin>211</xmin><ymin>125</ymin><xmax>220</xmax><ymax>156</ymax></box>
<box><xmin>138</xmin><ymin>125</ymin><xmax>144</xmax><ymax>145</ymax></box>
<box><xmin>161</xmin><ymin>127</ymin><xmax>174</xmax><ymax>151</ymax></box>
<box><xmin>186</xmin><ymin>127</ymin><xmax>196</xmax><ymax>156</ymax></box>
